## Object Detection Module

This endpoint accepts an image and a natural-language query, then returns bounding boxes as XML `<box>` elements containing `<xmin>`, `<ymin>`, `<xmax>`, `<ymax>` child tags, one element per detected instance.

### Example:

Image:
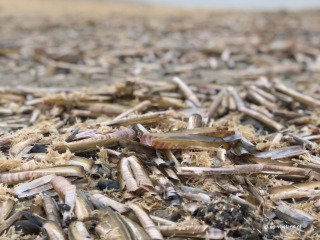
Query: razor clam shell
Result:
<box><xmin>158</xmin><ymin>224</ymin><xmax>224</xmax><ymax>239</ymax></box>
<box><xmin>73</xmin><ymin>129</ymin><xmax>97</xmax><ymax>140</ymax></box>
<box><xmin>207</xmin><ymin>89</ymin><xmax>226</xmax><ymax>124</ymax></box>
<box><xmin>119</xmin><ymin>156</ymin><xmax>157</xmax><ymax>195</ymax></box>
<box><xmin>89</xmin><ymin>193</ymin><xmax>129</xmax><ymax>213</ymax></box>
<box><xmin>18</xmin><ymin>183</ymin><xmax>53</xmax><ymax>198</ymax></box>
<box><xmin>177</xmin><ymin>164</ymin><xmax>320</xmax><ymax>180</ymax></box>
<box><xmin>172</xmin><ymin>77</ymin><xmax>201</xmax><ymax>107</ymax></box>
<box><xmin>142</xmin><ymin>135</ymin><xmax>230</xmax><ymax>150</ymax></box>
<box><xmin>253</xmin><ymin>146</ymin><xmax>308</xmax><ymax>159</ymax></box>
<box><xmin>10</xmin><ymin>135</ymin><xmax>42</xmax><ymax>156</ymax></box>
<box><xmin>182</xmin><ymin>192</ymin><xmax>211</xmax><ymax>203</ymax></box>
<box><xmin>0</xmin><ymin>199</ymin><xmax>14</xmax><ymax>221</ymax></box>
<box><xmin>275</xmin><ymin>203</ymin><xmax>314</xmax><ymax>228</ymax></box>
<box><xmin>69</xmin><ymin>157</ymin><xmax>94</xmax><ymax>171</ymax></box>
<box><xmin>55</xmin><ymin>127</ymin><xmax>136</xmax><ymax>152</ymax></box>
<box><xmin>95</xmin><ymin>206</ymin><xmax>133</xmax><ymax>240</ymax></box>
<box><xmin>0</xmin><ymin>165</ymin><xmax>84</xmax><ymax>185</ymax></box>
<box><xmin>122</xmin><ymin>215</ymin><xmax>152</xmax><ymax>240</ymax></box>
<box><xmin>101</xmin><ymin>110</ymin><xmax>176</xmax><ymax>126</ymax></box>
<box><xmin>43</xmin><ymin>221</ymin><xmax>67</xmax><ymax>240</ymax></box>
<box><xmin>12</xmin><ymin>160</ymin><xmax>37</xmax><ymax>171</ymax></box>
<box><xmin>268</xmin><ymin>181</ymin><xmax>320</xmax><ymax>200</ymax></box>
<box><xmin>129</xmin><ymin>203</ymin><xmax>164</xmax><ymax>240</ymax></box>
<box><xmin>68</xmin><ymin>221</ymin><xmax>93</xmax><ymax>240</ymax></box>
<box><xmin>42</xmin><ymin>195</ymin><xmax>60</xmax><ymax>224</ymax></box>
<box><xmin>14</xmin><ymin>174</ymin><xmax>56</xmax><ymax>195</ymax></box>
<box><xmin>50</xmin><ymin>176</ymin><xmax>76</xmax><ymax>222</ymax></box>
<box><xmin>275</xmin><ymin>82</ymin><xmax>320</xmax><ymax>107</ymax></box>
<box><xmin>66</xmin><ymin>128</ymin><xmax>80</xmax><ymax>142</ymax></box>
<box><xmin>74</xmin><ymin>191</ymin><xmax>94</xmax><ymax>221</ymax></box>
<box><xmin>113</xmin><ymin>100</ymin><xmax>151</xmax><ymax>121</ymax></box>
<box><xmin>0</xmin><ymin>212</ymin><xmax>23</xmax><ymax>234</ymax></box>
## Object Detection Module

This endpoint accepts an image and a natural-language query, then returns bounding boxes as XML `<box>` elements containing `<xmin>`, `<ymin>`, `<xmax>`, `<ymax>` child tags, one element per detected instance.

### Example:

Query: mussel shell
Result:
<box><xmin>58</xmin><ymin>204</ymin><xmax>71</xmax><ymax>211</ymax></box>
<box><xmin>30</xmin><ymin>144</ymin><xmax>48</xmax><ymax>153</ymax></box>
<box><xmin>14</xmin><ymin>220</ymin><xmax>41</xmax><ymax>235</ymax></box>
<box><xmin>21</xmin><ymin>211</ymin><xmax>43</xmax><ymax>227</ymax></box>
<box><xmin>97</xmin><ymin>180</ymin><xmax>119</xmax><ymax>191</ymax></box>
<box><xmin>66</xmin><ymin>128</ymin><xmax>80</xmax><ymax>142</ymax></box>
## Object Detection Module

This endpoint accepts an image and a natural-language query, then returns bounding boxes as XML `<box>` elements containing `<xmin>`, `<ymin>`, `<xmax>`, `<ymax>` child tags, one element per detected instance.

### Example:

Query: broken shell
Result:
<box><xmin>68</xmin><ymin>221</ymin><xmax>92</xmax><ymax>240</ymax></box>
<box><xmin>43</xmin><ymin>221</ymin><xmax>67</xmax><ymax>240</ymax></box>
<box><xmin>0</xmin><ymin>199</ymin><xmax>14</xmax><ymax>221</ymax></box>
<box><xmin>0</xmin><ymin>165</ymin><xmax>84</xmax><ymax>185</ymax></box>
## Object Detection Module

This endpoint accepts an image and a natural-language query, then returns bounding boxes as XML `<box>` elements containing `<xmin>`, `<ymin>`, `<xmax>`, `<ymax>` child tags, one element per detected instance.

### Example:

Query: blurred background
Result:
<box><xmin>0</xmin><ymin>0</ymin><xmax>319</xmax><ymax>88</ymax></box>
<box><xmin>131</xmin><ymin>0</ymin><xmax>320</xmax><ymax>9</ymax></box>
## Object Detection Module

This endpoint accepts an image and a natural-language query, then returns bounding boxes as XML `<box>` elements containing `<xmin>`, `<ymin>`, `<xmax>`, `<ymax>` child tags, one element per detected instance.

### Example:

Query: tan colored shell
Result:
<box><xmin>10</xmin><ymin>135</ymin><xmax>42</xmax><ymax>156</ymax></box>
<box><xmin>129</xmin><ymin>203</ymin><xmax>163</xmax><ymax>240</ymax></box>
<box><xmin>54</xmin><ymin>127</ymin><xmax>136</xmax><ymax>152</ymax></box>
<box><xmin>0</xmin><ymin>165</ymin><xmax>84</xmax><ymax>185</ymax></box>
<box><xmin>43</xmin><ymin>221</ymin><xmax>67</xmax><ymax>240</ymax></box>
<box><xmin>42</xmin><ymin>195</ymin><xmax>60</xmax><ymax>223</ymax></box>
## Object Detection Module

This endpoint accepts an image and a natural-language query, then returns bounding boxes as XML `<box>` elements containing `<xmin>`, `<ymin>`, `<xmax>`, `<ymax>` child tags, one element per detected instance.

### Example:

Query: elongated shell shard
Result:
<box><xmin>43</xmin><ymin>221</ymin><xmax>67</xmax><ymax>240</ymax></box>
<box><xmin>141</xmin><ymin>134</ymin><xmax>230</xmax><ymax>150</ymax></box>
<box><xmin>0</xmin><ymin>199</ymin><xmax>14</xmax><ymax>221</ymax></box>
<box><xmin>10</xmin><ymin>135</ymin><xmax>42</xmax><ymax>156</ymax></box>
<box><xmin>0</xmin><ymin>165</ymin><xmax>84</xmax><ymax>185</ymax></box>
<box><xmin>43</xmin><ymin>195</ymin><xmax>60</xmax><ymax>224</ymax></box>
<box><xmin>69</xmin><ymin>157</ymin><xmax>94</xmax><ymax>171</ymax></box>
<box><xmin>90</xmin><ymin>193</ymin><xmax>128</xmax><ymax>213</ymax></box>
<box><xmin>51</xmin><ymin>176</ymin><xmax>76</xmax><ymax>221</ymax></box>
<box><xmin>140</xmin><ymin>127</ymin><xmax>239</xmax><ymax>151</ymax></box>
<box><xmin>275</xmin><ymin>203</ymin><xmax>314</xmax><ymax>228</ymax></box>
<box><xmin>95</xmin><ymin>207</ymin><xmax>132</xmax><ymax>240</ymax></box>
<box><xmin>14</xmin><ymin>174</ymin><xmax>56</xmax><ymax>195</ymax></box>
<box><xmin>207</xmin><ymin>89</ymin><xmax>226</xmax><ymax>124</ymax></box>
<box><xmin>122</xmin><ymin>216</ymin><xmax>151</xmax><ymax>240</ymax></box>
<box><xmin>129</xmin><ymin>203</ymin><xmax>163</xmax><ymax>240</ymax></box>
<box><xmin>113</xmin><ymin>100</ymin><xmax>151</xmax><ymax>121</ymax></box>
<box><xmin>177</xmin><ymin>164</ymin><xmax>320</xmax><ymax>180</ymax></box>
<box><xmin>51</xmin><ymin>178</ymin><xmax>72</xmax><ymax>195</ymax></box>
<box><xmin>275</xmin><ymin>82</ymin><xmax>320</xmax><ymax>107</ymax></box>
<box><xmin>172</xmin><ymin>77</ymin><xmax>200</xmax><ymax>107</ymax></box>
<box><xmin>119</xmin><ymin>156</ymin><xmax>157</xmax><ymax>195</ymax></box>
<box><xmin>228</xmin><ymin>87</ymin><xmax>284</xmax><ymax>131</ymax></box>
<box><xmin>68</xmin><ymin>221</ymin><xmax>92</xmax><ymax>240</ymax></box>
<box><xmin>101</xmin><ymin>110</ymin><xmax>176</xmax><ymax>126</ymax></box>
<box><xmin>158</xmin><ymin>224</ymin><xmax>224</xmax><ymax>239</ymax></box>
<box><xmin>74</xmin><ymin>191</ymin><xmax>94</xmax><ymax>221</ymax></box>
<box><xmin>54</xmin><ymin>127</ymin><xmax>136</xmax><ymax>153</ymax></box>
<box><xmin>253</xmin><ymin>145</ymin><xmax>308</xmax><ymax>159</ymax></box>
<box><xmin>268</xmin><ymin>182</ymin><xmax>320</xmax><ymax>200</ymax></box>
<box><xmin>13</xmin><ymin>160</ymin><xmax>37</xmax><ymax>171</ymax></box>
<box><xmin>18</xmin><ymin>183</ymin><xmax>53</xmax><ymax>198</ymax></box>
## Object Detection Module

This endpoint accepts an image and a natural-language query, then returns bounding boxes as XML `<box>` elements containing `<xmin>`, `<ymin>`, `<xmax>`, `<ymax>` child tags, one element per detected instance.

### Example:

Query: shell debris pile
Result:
<box><xmin>1</xmin><ymin>5</ymin><xmax>320</xmax><ymax>240</ymax></box>
<box><xmin>0</xmin><ymin>77</ymin><xmax>320</xmax><ymax>239</ymax></box>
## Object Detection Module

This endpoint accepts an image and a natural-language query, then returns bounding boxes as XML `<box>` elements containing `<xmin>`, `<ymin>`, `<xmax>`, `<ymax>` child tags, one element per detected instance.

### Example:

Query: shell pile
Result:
<box><xmin>0</xmin><ymin>77</ymin><xmax>320</xmax><ymax>239</ymax></box>
<box><xmin>1</xmin><ymin>4</ymin><xmax>320</xmax><ymax>239</ymax></box>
